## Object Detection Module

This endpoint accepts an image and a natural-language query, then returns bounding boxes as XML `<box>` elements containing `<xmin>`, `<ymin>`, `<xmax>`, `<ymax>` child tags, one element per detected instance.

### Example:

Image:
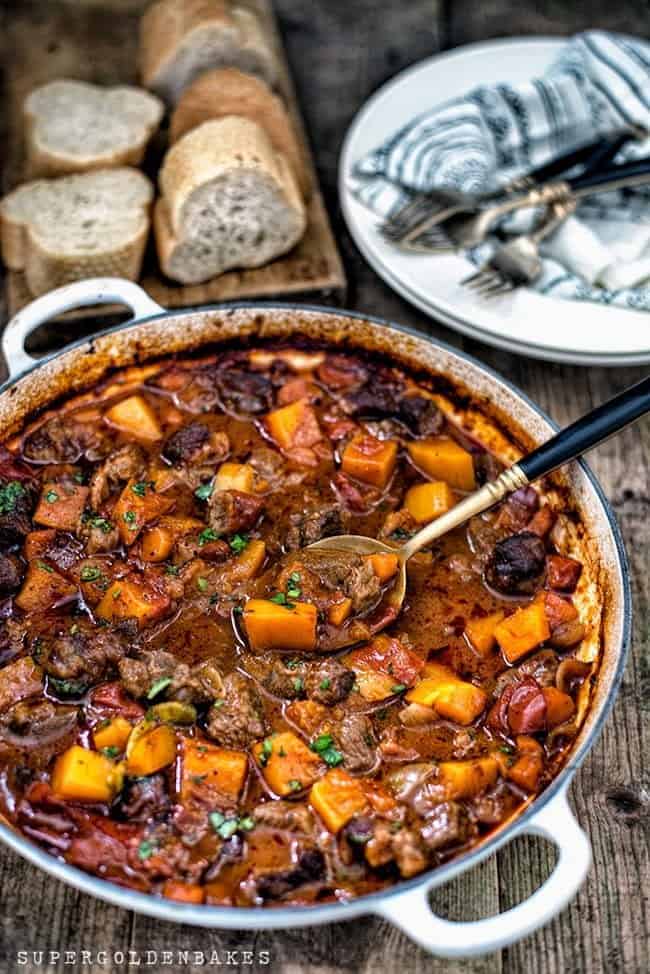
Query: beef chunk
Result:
<box><xmin>117</xmin><ymin>651</ymin><xmax>223</xmax><ymax>705</ymax></box>
<box><xmin>286</xmin><ymin>500</ymin><xmax>345</xmax><ymax>551</ymax></box>
<box><xmin>398</xmin><ymin>395</ymin><xmax>444</xmax><ymax>436</ymax></box>
<box><xmin>365</xmin><ymin>820</ymin><xmax>427</xmax><ymax>877</ymax></box>
<box><xmin>163</xmin><ymin>423</ymin><xmax>210</xmax><ymax>464</ymax></box>
<box><xmin>255</xmin><ymin>848</ymin><xmax>325</xmax><ymax>901</ymax></box>
<box><xmin>208</xmin><ymin>490</ymin><xmax>263</xmax><ymax>536</ymax></box>
<box><xmin>248</xmin><ymin>446</ymin><xmax>285</xmax><ymax>486</ymax></box>
<box><xmin>216</xmin><ymin>367</ymin><xmax>273</xmax><ymax>414</ymax></box>
<box><xmin>252</xmin><ymin>800</ymin><xmax>314</xmax><ymax>832</ymax></box>
<box><xmin>495</xmin><ymin>486</ymin><xmax>539</xmax><ymax>532</ymax></box>
<box><xmin>0</xmin><ymin>478</ymin><xmax>36</xmax><ymax>545</ymax></box>
<box><xmin>334</xmin><ymin>714</ymin><xmax>379</xmax><ymax>774</ymax></box>
<box><xmin>343</xmin><ymin>367</ymin><xmax>404</xmax><ymax>419</ymax></box>
<box><xmin>494</xmin><ymin>650</ymin><xmax>559</xmax><ymax>696</ymax></box>
<box><xmin>317</xmin><ymin>355</ymin><xmax>368</xmax><ymax>391</ymax></box>
<box><xmin>255</xmin><ymin>657</ymin><xmax>306</xmax><ymax>699</ymax></box>
<box><xmin>114</xmin><ymin>774</ymin><xmax>169</xmax><ymax>823</ymax></box>
<box><xmin>205</xmin><ymin>672</ymin><xmax>267</xmax><ymax>748</ymax></box>
<box><xmin>89</xmin><ymin>444</ymin><xmax>146</xmax><ymax>509</ymax></box>
<box><xmin>0</xmin><ymin>553</ymin><xmax>21</xmax><ymax>593</ymax></box>
<box><xmin>23</xmin><ymin>416</ymin><xmax>109</xmax><ymax>463</ymax></box>
<box><xmin>39</xmin><ymin>532</ymin><xmax>85</xmax><ymax>573</ymax></box>
<box><xmin>40</xmin><ymin>624</ymin><xmax>127</xmax><ymax>688</ymax></box>
<box><xmin>485</xmin><ymin>531</ymin><xmax>546</xmax><ymax>595</ymax></box>
<box><xmin>78</xmin><ymin>519</ymin><xmax>120</xmax><ymax>555</ymax></box>
<box><xmin>419</xmin><ymin>801</ymin><xmax>473</xmax><ymax>851</ymax></box>
<box><xmin>0</xmin><ymin>699</ymin><xmax>76</xmax><ymax>742</ymax></box>
<box><xmin>304</xmin><ymin>659</ymin><xmax>355</xmax><ymax>705</ymax></box>
<box><xmin>298</xmin><ymin>550</ymin><xmax>382</xmax><ymax>615</ymax></box>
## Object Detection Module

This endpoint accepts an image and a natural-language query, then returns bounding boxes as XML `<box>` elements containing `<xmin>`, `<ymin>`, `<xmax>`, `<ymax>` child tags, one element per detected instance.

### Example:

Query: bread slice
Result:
<box><xmin>170</xmin><ymin>67</ymin><xmax>310</xmax><ymax>198</ymax></box>
<box><xmin>24</xmin><ymin>80</ymin><xmax>164</xmax><ymax>179</ymax></box>
<box><xmin>0</xmin><ymin>168</ymin><xmax>153</xmax><ymax>297</ymax></box>
<box><xmin>155</xmin><ymin>116</ymin><xmax>306</xmax><ymax>284</ymax></box>
<box><xmin>140</xmin><ymin>0</ymin><xmax>278</xmax><ymax>105</ymax></box>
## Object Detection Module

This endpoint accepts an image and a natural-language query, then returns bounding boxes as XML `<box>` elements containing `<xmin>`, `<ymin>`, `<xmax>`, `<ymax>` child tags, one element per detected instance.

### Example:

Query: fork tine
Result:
<box><xmin>381</xmin><ymin>196</ymin><xmax>443</xmax><ymax>239</ymax></box>
<box><xmin>484</xmin><ymin>280</ymin><xmax>516</xmax><ymax>298</ymax></box>
<box><xmin>463</xmin><ymin>270</ymin><xmax>500</xmax><ymax>290</ymax></box>
<box><xmin>477</xmin><ymin>277</ymin><xmax>512</xmax><ymax>297</ymax></box>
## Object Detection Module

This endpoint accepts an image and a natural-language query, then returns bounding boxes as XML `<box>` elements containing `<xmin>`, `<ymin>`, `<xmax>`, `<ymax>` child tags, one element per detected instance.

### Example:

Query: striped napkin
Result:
<box><xmin>351</xmin><ymin>31</ymin><xmax>650</xmax><ymax>311</ymax></box>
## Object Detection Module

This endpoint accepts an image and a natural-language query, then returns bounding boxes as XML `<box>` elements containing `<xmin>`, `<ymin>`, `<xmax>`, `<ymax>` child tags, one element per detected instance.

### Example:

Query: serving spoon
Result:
<box><xmin>308</xmin><ymin>373</ymin><xmax>650</xmax><ymax>645</ymax></box>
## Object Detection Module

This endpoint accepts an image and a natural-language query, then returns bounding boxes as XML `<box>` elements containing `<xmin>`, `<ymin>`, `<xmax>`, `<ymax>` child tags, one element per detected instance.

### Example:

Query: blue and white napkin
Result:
<box><xmin>351</xmin><ymin>31</ymin><xmax>650</xmax><ymax>310</ymax></box>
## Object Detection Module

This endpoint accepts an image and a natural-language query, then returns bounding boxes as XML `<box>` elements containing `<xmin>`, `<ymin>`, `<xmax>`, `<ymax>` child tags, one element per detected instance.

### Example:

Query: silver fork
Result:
<box><xmin>461</xmin><ymin>199</ymin><xmax>576</xmax><ymax>298</ymax></box>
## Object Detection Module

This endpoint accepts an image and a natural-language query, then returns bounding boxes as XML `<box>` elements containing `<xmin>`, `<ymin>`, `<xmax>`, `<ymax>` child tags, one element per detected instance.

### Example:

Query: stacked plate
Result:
<box><xmin>339</xmin><ymin>38</ymin><xmax>650</xmax><ymax>366</ymax></box>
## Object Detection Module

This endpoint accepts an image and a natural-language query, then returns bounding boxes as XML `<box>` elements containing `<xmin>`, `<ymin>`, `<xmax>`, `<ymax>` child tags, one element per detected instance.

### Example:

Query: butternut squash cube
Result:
<box><xmin>113</xmin><ymin>478</ymin><xmax>174</xmax><ymax>545</ymax></box>
<box><xmin>407</xmin><ymin>437</ymin><xmax>476</xmax><ymax>491</ymax></box>
<box><xmin>309</xmin><ymin>768</ymin><xmax>368</xmax><ymax>832</ymax></box>
<box><xmin>243</xmin><ymin>598</ymin><xmax>317</xmax><ymax>652</ymax></box>
<box><xmin>494</xmin><ymin>601</ymin><xmax>551</xmax><ymax>663</ymax></box>
<box><xmin>405</xmin><ymin>481</ymin><xmax>456</xmax><ymax>523</ymax></box>
<box><xmin>179</xmin><ymin>738</ymin><xmax>248</xmax><ymax>802</ymax></box>
<box><xmin>406</xmin><ymin>662</ymin><xmax>487</xmax><ymax>725</ymax></box>
<box><xmin>328</xmin><ymin>597</ymin><xmax>352</xmax><ymax>627</ymax></box>
<box><xmin>34</xmin><ymin>482</ymin><xmax>89</xmax><ymax>531</ymax></box>
<box><xmin>285</xmin><ymin>699</ymin><xmax>328</xmax><ymax>737</ymax></box>
<box><xmin>369</xmin><ymin>552</ymin><xmax>399</xmax><ymax>582</ymax></box>
<box><xmin>104</xmin><ymin>394</ymin><xmax>162</xmax><ymax>441</ymax></box>
<box><xmin>15</xmin><ymin>561</ymin><xmax>77</xmax><ymax>613</ymax></box>
<box><xmin>341</xmin><ymin>433</ymin><xmax>398</xmax><ymax>488</ymax></box>
<box><xmin>141</xmin><ymin>525</ymin><xmax>175</xmax><ymax>562</ymax></box>
<box><xmin>228</xmin><ymin>539</ymin><xmax>266</xmax><ymax>583</ymax></box>
<box><xmin>265</xmin><ymin>399</ymin><xmax>321</xmax><ymax>451</ymax></box>
<box><xmin>438</xmin><ymin>756</ymin><xmax>499</xmax><ymax>800</ymax></box>
<box><xmin>51</xmin><ymin>745</ymin><xmax>122</xmax><ymax>803</ymax></box>
<box><xmin>126</xmin><ymin>723</ymin><xmax>177</xmax><ymax>776</ymax></box>
<box><xmin>542</xmin><ymin>686</ymin><xmax>575</xmax><ymax>728</ymax></box>
<box><xmin>93</xmin><ymin>716</ymin><xmax>133</xmax><ymax>752</ymax></box>
<box><xmin>504</xmin><ymin>736</ymin><xmax>544</xmax><ymax>792</ymax></box>
<box><xmin>24</xmin><ymin>529</ymin><xmax>56</xmax><ymax>562</ymax></box>
<box><xmin>214</xmin><ymin>462</ymin><xmax>254</xmax><ymax>493</ymax></box>
<box><xmin>464</xmin><ymin>611</ymin><xmax>505</xmax><ymax>657</ymax></box>
<box><xmin>96</xmin><ymin>577</ymin><xmax>171</xmax><ymax>628</ymax></box>
<box><xmin>163</xmin><ymin>881</ymin><xmax>205</xmax><ymax>904</ymax></box>
<box><xmin>253</xmin><ymin>730</ymin><xmax>323</xmax><ymax>796</ymax></box>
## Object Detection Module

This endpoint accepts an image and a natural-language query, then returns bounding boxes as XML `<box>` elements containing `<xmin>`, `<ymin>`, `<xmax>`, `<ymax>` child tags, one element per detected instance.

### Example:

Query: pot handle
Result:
<box><xmin>375</xmin><ymin>785</ymin><xmax>590</xmax><ymax>958</ymax></box>
<box><xmin>2</xmin><ymin>278</ymin><xmax>164</xmax><ymax>380</ymax></box>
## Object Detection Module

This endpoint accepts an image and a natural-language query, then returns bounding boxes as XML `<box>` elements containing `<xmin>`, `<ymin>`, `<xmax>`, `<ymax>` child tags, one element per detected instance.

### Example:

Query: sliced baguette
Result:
<box><xmin>155</xmin><ymin>116</ymin><xmax>306</xmax><ymax>284</ymax></box>
<box><xmin>0</xmin><ymin>168</ymin><xmax>153</xmax><ymax>297</ymax></box>
<box><xmin>24</xmin><ymin>80</ymin><xmax>164</xmax><ymax>179</ymax></box>
<box><xmin>170</xmin><ymin>67</ymin><xmax>310</xmax><ymax>198</ymax></box>
<box><xmin>140</xmin><ymin>0</ymin><xmax>278</xmax><ymax>105</ymax></box>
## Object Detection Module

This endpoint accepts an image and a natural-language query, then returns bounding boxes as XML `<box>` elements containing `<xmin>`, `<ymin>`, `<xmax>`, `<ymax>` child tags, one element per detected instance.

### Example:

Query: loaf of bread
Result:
<box><xmin>170</xmin><ymin>68</ymin><xmax>310</xmax><ymax>198</ymax></box>
<box><xmin>0</xmin><ymin>168</ymin><xmax>154</xmax><ymax>297</ymax></box>
<box><xmin>140</xmin><ymin>0</ymin><xmax>278</xmax><ymax>104</ymax></box>
<box><xmin>155</xmin><ymin>117</ymin><xmax>306</xmax><ymax>284</ymax></box>
<box><xmin>24</xmin><ymin>80</ymin><xmax>163</xmax><ymax>179</ymax></box>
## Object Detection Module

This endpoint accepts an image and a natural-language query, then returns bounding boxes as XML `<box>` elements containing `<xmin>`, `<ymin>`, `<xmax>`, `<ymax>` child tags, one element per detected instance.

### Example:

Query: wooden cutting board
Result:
<box><xmin>1</xmin><ymin>0</ymin><xmax>347</xmax><ymax>318</ymax></box>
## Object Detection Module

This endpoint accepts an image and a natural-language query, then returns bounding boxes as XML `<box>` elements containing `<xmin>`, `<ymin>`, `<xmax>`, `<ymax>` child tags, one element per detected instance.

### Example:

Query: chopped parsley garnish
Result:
<box><xmin>0</xmin><ymin>481</ymin><xmax>25</xmax><ymax>515</ymax></box>
<box><xmin>195</xmin><ymin>481</ymin><xmax>214</xmax><ymax>501</ymax></box>
<box><xmin>164</xmin><ymin>564</ymin><xmax>179</xmax><ymax>575</ymax></box>
<box><xmin>286</xmin><ymin>583</ymin><xmax>301</xmax><ymax>600</ymax></box>
<box><xmin>286</xmin><ymin>659</ymin><xmax>300</xmax><ymax>670</ymax></box>
<box><xmin>131</xmin><ymin>481</ymin><xmax>154</xmax><ymax>497</ymax></box>
<box><xmin>102</xmin><ymin>746</ymin><xmax>120</xmax><ymax>759</ymax></box>
<box><xmin>147</xmin><ymin>676</ymin><xmax>172</xmax><ymax>700</ymax></box>
<box><xmin>36</xmin><ymin>560</ymin><xmax>53</xmax><ymax>573</ymax></box>
<box><xmin>499</xmin><ymin>744</ymin><xmax>516</xmax><ymax>755</ymax></box>
<box><xmin>96</xmin><ymin>717</ymin><xmax>111</xmax><ymax>731</ymax></box>
<box><xmin>213</xmin><ymin>699</ymin><xmax>225</xmax><ymax>710</ymax></box>
<box><xmin>288</xmin><ymin>779</ymin><xmax>302</xmax><ymax>792</ymax></box>
<box><xmin>229</xmin><ymin>533</ymin><xmax>249</xmax><ymax>554</ymax></box>
<box><xmin>319</xmin><ymin>678</ymin><xmax>331</xmax><ymax>690</ymax></box>
<box><xmin>122</xmin><ymin>510</ymin><xmax>137</xmax><ymax>528</ymax></box>
<box><xmin>137</xmin><ymin>839</ymin><xmax>157</xmax><ymax>861</ymax></box>
<box><xmin>190</xmin><ymin>774</ymin><xmax>207</xmax><ymax>785</ymax></box>
<box><xmin>197</xmin><ymin>576</ymin><xmax>208</xmax><ymax>592</ymax></box>
<box><xmin>209</xmin><ymin>811</ymin><xmax>256</xmax><ymax>839</ymax></box>
<box><xmin>391</xmin><ymin>684</ymin><xmax>407</xmax><ymax>694</ymax></box>
<box><xmin>48</xmin><ymin>676</ymin><xmax>87</xmax><ymax>698</ymax></box>
<box><xmin>292</xmin><ymin>676</ymin><xmax>304</xmax><ymax>694</ymax></box>
<box><xmin>80</xmin><ymin>566</ymin><xmax>103</xmax><ymax>582</ymax></box>
<box><xmin>73</xmin><ymin>471</ymin><xmax>86</xmax><ymax>484</ymax></box>
<box><xmin>269</xmin><ymin>592</ymin><xmax>287</xmax><ymax>605</ymax></box>
<box><xmin>310</xmin><ymin>734</ymin><xmax>343</xmax><ymax>767</ymax></box>
<box><xmin>90</xmin><ymin>515</ymin><xmax>113</xmax><ymax>534</ymax></box>
<box><xmin>259</xmin><ymin>737</ymin><xmax>273</xmax><ymax>766</ymax></box>
<box><xmin>45</xmin><ymin>489</ymin><xmax>59</xmax><ymax>503</ymax></box>
<box><xmin>198</xmin><ymin>527</ymin><xmax>218</xmax><ymax>546</ymax></box>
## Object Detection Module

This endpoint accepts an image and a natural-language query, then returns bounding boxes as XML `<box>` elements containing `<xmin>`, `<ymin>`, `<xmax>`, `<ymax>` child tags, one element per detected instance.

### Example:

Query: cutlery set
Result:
<box><xmin>379</xmin><ymin>130</ymin><xmax>650</xmax><ymax>297</ymax></box>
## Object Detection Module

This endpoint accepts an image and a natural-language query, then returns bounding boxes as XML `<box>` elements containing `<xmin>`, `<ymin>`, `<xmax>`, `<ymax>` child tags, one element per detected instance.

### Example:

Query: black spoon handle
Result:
<box><xmin>568</xmin><ymin>154</ymin><xmax>650</xmax><ymax>191</ymax></box>
<box><xmin>529</xmin><ymin>130</ymin><xmax>633</xmax><ymax>184</ymax></box>
<box><xmin>519</xmin><ymin>375</ymin><xmax>650</xmax><ymax>483</ymax></box>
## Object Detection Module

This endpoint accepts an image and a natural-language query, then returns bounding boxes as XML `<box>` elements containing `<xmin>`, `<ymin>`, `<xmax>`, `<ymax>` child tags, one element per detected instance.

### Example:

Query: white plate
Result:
<box><xmin>339</xmin><ymin>37</ymin><xmax>650</xmax><ymax>366</ymax></box>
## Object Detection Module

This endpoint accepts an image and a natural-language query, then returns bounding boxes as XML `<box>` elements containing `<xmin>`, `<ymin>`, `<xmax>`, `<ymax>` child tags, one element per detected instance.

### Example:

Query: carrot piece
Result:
<box><xmin>309</xmin><ymin>768</ymin><xmax>368</xmax><ymax>832</ymax></box>
<box><xmin>179</xmin><ymin>738</ymin><xmax>248</xmax><ymax>802</ymax></box>
<box><xmin>406</xmin><ymin>662</ymin><xmax>487</xmax><ymax>725</ymax></box>
<box><xmin>163</xmin><ymin>881</ymin><xmax>205</xmax><ymax>904</ymax></box>
<box><xmin>341</xmin><ymin>433</ymin><xmax>398</xmax><ymax>488</ymax></box>
<box><xmin>113</xmin><ymin>478</ymin><xmax>174</xmax><ymax>545</ymax></box>
<box><xmin>253</xmin><ymin>730</ymin><xmax>323</xmax><ymax>796</ymax></box>
<box><xmin>96</xmin><ymin>577</ymin><xmax>171</xmax><ymax>628</ymax></box>
<box><xmin>34</xmin><ymin>481</ymin><xmax>89</xmax><ymax>532</ymax></box>
<box><xmin>494</xmin><ymin>600</ymin><xmax>551</xmax><ymax>663</ymax></box>
<box><xmin>214</xmin><ymin>462</ymin><xmax>254</xmax><ymax>493</ymax></box>
<box><xmin>104</xmin><ymin>394</ymin><xmax>162</xmax><ymax>441</ymax></box>
<box><xmin>407</xmin><ymin>437</ymin><xmax>476</xmax><ymax>491</ymax></box>
<box><xmin>140</xmin><ymin>525</ymin><xmax>175</xmax><ymax>562</ymax></box>
<box><xmin>126</xmin><ymin>724</ymin><xmax>177</xmax><ymax>776</ymax></box>
<box><xmin>542</xmin><ymin>686</ymin><xmax>576</xmax><ymax>727</ymax></box>
<box><xmin>328</xmin><ymin>597</ymin><xmax>353</xmax><ymax>627</ymax></box>
<box><xmin>369</xmin><ymin>552</ymin><xmax>399</xmax><ymax>582</ymax></box>
<box><xmin>405</xmin><ymin>481</ymin><xmax>456</xmax><ymax>523</ymax></box>
<box><xmin>15</xmin><ymin>561</ymin><xmax>77</xmax><ymax>612</ymax></box>
<box><xmin>51</xmin><ymin>745</ymin><xmax>122</xmax><ymax>803</ymax></box>
<box><xmin>265</xmin><ymin>399</ymin><xmax>321</xmax><ymax>451</ymax></box>
<box><xmin>93</xmin><ymin>716</ymin><xmax>132</xmax><ymax>752</ymax></box>
<box><xmin>437</xmin><ymin>756</ymin><xmax>499</xmax><ymax>800</ymax></box>
<box><xmin>464</xmin><ymin>611</ymin><xmax>505</xmax><ymax>657</ymax></box>
<box><xmin>243</xmin><ymin>598</ymin><xmax>317</xmax><ymax>652</ymax></box>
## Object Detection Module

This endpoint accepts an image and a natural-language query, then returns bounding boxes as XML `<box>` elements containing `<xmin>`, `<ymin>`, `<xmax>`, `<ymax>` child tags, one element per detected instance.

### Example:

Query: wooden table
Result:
<box><xmin>0</xmin><ymin>2</ymin><xmax>648</xmax><ymax>971</ymax></box>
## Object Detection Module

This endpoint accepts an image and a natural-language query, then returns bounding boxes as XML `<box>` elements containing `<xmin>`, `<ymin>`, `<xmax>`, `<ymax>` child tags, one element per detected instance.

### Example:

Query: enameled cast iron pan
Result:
<box><xmin>0</xmin><ymin>278</ymin><xmax>632</xmax><ymax>958</ymax></box>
